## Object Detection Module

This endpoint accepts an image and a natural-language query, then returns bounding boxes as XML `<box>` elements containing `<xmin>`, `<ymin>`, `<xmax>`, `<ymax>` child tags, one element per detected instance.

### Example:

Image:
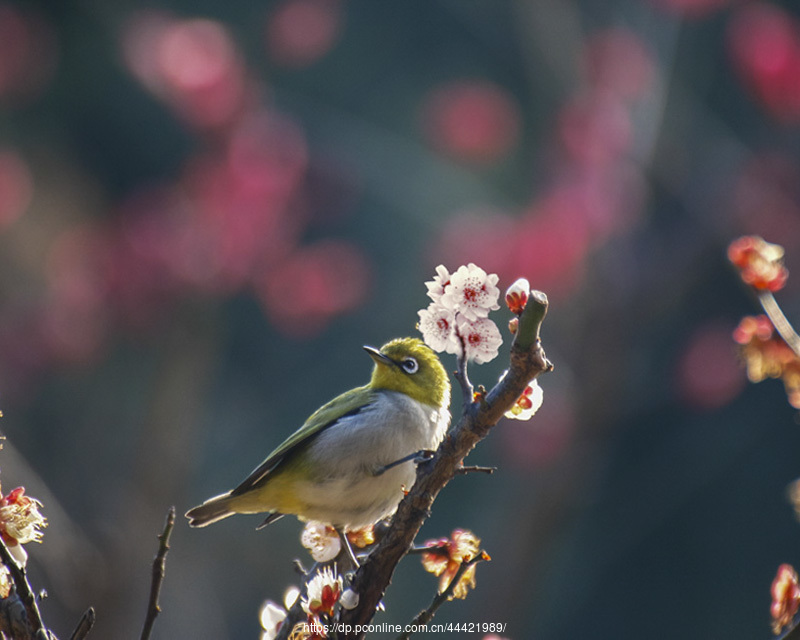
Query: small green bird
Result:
<box><xmin>185</xmin><ymin>337</ymin><xmax>451</xmax><ymax>531</ymax></box>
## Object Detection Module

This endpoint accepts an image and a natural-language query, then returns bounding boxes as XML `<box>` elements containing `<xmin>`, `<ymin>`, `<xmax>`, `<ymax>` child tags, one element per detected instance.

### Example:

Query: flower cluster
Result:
<box><xmin>771</xmin><ymin>564</ymin><xmax>800</xmax><ymax>634</ymax></box>
<box><xmin>418</xmin><ymin>264</ymin><xmax>503</xmax><ymax>364</ymax></box>
<box><xmin>728</xmin><ymin>235</ymin><xmax>788</xmax><ymax>292</ymax></box>
<box><xmin>0</xmin><ymin>485</ymin><xmax>46</xmax><ymax>575</ymax></box>
<box><xmin>420</xmin><ymin>529</ymin><xmax>486</xmax><ymax>600</ymax></box>
<box><xmin>733</xmin><ymin>315</ymin><xmax>800</xmax><ymax>409</ymax></box>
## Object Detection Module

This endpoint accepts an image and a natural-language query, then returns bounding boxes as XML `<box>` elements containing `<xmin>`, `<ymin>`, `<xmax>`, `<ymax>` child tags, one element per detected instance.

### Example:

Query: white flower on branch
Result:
<box><xmin>458</xmin><ymin>317</ymin><xmax>503</xmax><ymax>364</ymax></box>
<box><xmin>0</xmin><ymin>487</ymin><xmax>46</xmax><ymax>548</ymax></box>
<box><xmin>441</xmin><ymin>263</ymin><xmax>500</xmax><ymax>322</ymax></box>
<box><xmin>301</xmin><ymin>566</ymin><xmax>343</xmax><ymax>618</ymax></box>
<box><xmin>300</xmin><ymin>521</ymin><xmax>341</xmax><ymax>563</ymax></box>
<box><xmin>259</xmin><ymin>601</ymin><xmax>287</xmax><ymax>640</ymax></box>
<box><xmin>417</xmin><ymin>303</ymin><xmax>460</xmax><ymax>354</ymax></box>
<box><xmin>504</xmin><ymin>379</ymin><xmax>544</xmax><ymax>420</ymax></box>
<box><xmin>424</xmin><ymin>264</ymin><xmax>451</xmax><ymax>303</ymax></box>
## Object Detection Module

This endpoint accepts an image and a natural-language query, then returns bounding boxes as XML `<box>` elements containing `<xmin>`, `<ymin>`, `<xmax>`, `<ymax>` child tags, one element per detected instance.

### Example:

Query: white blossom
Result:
<box><xmin>300</xmin><ymin>521</ymin><xmax>341</xmax><ymax>562</ymax></box>
<box><xmin>259</xmin><ymin>601</ymin><xmax>287</xmax><ymax>640</ymax></box>
<box><xmin>424</xmin><ymin>264</ymin><xmax>451</xmax><ymax>302</ymax></box>
<box><xmin>459</xmin><ymin>317</ymin><xmax>503</xmax><ymax>364</ymax></box>
<box><xmin>301</xmin><ymin>566</ymin><xmax>343</xmax><ymax>617</ymax></box>
<box><xmin>441</xmin><ymin>263</ymin><xmax>500</xmax><ymax>321</ymax></box>
<box><xmin>504</xmin><ymin>378</ymin><xmax>544</xmax><ymax>420</ymax></box>
<box><xmin>417</xmin><ymin>302</ymin><xmax>460</xmax><ymax>354</ymax></box>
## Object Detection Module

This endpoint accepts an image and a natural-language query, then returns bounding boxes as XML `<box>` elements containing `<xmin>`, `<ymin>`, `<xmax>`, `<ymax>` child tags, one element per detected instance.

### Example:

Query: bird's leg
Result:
<box><xmin>336</xmin><ymin>528</ymin><xmax>360</xmax><ymax>570</ymax></box>
<box><xmin>373</xmin><ymin>449</ymin><xmax>435</xmax><ymax>476</ymax></box>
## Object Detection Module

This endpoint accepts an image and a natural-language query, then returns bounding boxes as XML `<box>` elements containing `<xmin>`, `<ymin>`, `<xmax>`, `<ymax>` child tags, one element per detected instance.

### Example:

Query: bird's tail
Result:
<box><xmin>185</xmin><ymin>492</ymin><xmax>236</xmax><ymax>528</ymax></box>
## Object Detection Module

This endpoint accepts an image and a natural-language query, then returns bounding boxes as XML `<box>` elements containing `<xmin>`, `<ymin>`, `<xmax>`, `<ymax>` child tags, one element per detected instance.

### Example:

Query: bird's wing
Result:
<box><xmin>230</xmin><ymin>385</ymin><xmax>374</xmax><ymax>496</ymax></box>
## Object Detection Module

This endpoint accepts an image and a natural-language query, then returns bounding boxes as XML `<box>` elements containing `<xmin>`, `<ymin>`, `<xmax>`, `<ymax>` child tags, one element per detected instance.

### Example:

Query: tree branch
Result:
<box><xmin>140</xmin><ymin>507</ymin><xmax>175</xmax><ymax>640</ymax></box>
<box><xmin>339</xmin><ymin>292</ymin><xmax>552</xmax><ymax>638</ymax></box>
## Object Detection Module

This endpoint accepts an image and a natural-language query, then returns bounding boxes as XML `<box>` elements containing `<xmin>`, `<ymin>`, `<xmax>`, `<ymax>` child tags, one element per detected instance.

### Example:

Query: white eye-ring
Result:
<box><xmin>401</xmin><ymin>357</ymin><xmax>419</xmax><ymax>374</ymax></box>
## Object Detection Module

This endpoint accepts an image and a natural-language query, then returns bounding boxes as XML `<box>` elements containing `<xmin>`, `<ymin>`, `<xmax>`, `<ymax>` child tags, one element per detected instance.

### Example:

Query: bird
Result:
<box><xmin>185</xmin><ymin>337</ymin><xmax>451</xmax><ymax>532</ymax></box>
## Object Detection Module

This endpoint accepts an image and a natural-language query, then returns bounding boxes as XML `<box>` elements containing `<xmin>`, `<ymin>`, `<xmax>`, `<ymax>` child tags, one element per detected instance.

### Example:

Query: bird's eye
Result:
<box><xmin>401</xmin><ymin>357</ymin><xmax>419</xmax><ymax>374</ymax></box>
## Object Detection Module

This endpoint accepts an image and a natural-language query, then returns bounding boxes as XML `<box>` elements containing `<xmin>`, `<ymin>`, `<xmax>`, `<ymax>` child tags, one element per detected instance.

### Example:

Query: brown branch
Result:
<box><xmin>0</xmin><ymin>537</ymin><xmax>49</xmax><ymax>638</ymax></box>
<box><xmin>339</xmin><ymin>292</ymin><xmax>552</xmax><ymax>638</ymax></box>
<box><xmin>140</xmin><ymin>506</ymin><xmax>175</xmax><ymax>640</ymax></box>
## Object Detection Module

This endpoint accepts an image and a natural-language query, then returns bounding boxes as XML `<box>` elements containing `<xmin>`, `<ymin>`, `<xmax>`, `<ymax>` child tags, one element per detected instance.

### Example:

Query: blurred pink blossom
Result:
<box><xmin>254</xmin><ymin>240</ymin><xmax>371</xmax><ymax>337</ymax></box>
<box><xmin>122</xmin><ymin>12</ymin><xmax>249</xmax><ymax>129</ymax></box>
<box><xmin>0</xmin><ymin>150</ymin><xmax>33</xmax><ymax>229</ymax></box>
<box><xmin>582</xmin><ymin>28</ymin><xmax>654</xmax><ymax>102</ymax></box>
<box><xmin>0</xmin><ymin>3</ymin><xmax>57</xmax><ymax>104</ymax></box>
<box><xmin>728</xmin><ymin>3</ymin><xmax>800</xmax><ymax>123</ymax></box>
<box><xmin>675</xmin><ymin>322</ymin><xmax>746</xmax><ymax>409</ymax></box>
<box><xmin>421</xmin><ymin>80</ymin><xmax>521</xmax><ymax>165</ymax></box>
<box><xmin>266</xmin><ymin>0</ymin><xmax>343</xmax><ymax>68</ymax></box>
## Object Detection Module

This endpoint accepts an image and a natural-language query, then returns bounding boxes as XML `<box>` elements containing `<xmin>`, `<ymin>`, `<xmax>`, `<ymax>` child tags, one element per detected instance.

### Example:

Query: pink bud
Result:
<box><xmin>505</xmin><ymin>278</ymin><xmax>530</xmax><ymax>315</ymax></box>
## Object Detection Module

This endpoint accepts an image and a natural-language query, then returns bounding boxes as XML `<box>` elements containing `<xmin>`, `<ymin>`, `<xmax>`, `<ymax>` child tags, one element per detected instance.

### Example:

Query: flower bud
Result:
<box><xmin>505</xmin><ymin>278</ymin><xmax>530</xmax><ymax>315</ymax></box>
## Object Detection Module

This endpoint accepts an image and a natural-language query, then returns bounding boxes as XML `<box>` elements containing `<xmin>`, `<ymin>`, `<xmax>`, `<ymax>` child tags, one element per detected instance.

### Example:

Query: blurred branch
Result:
<box><xmin>339</xmin><ymin>293</ymin><xmax>552</xmax><ymax>637</ymax></box>
<box><xmin>140</xmin><ymin>507</ymin><xmax>175</xmax><ymax>640</ymax></box>
<box><xmin>68</xmin><ymin>608</ymin><xmax>95</xmax><ymax>640</ymax></box>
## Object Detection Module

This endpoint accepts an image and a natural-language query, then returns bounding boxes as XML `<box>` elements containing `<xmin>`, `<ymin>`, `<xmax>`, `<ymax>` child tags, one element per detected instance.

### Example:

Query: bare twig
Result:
<box><xmin>140</xmin><ymin>507</ymin><xmax>175</xmax><ymax>640</ymax></box>
<box><xmin>454</xmin><ymin>465</ymin><xmax>496</xmax><ymax>475</ymax></box>
<box><xmin>68</xmin><ymin>607</ymin><xmax>95</xmax><ymax>640</ymax></box>
<box><xmin>339</xmin><ymin>292</ymin><xmax>552</xmax><ymax>638</ymax></box>
<box><xmin>0</xmin><ymin>536</ymin><xmax>48</xmax><ymax>638</ymax></box>
<box><xmin>395</xmin><ymin>553</ymin><xmax>487</xmax><ymax>640</ymax></box>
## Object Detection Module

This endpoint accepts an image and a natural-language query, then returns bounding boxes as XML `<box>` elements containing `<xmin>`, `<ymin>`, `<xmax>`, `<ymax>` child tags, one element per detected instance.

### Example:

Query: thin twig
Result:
<box><xmin>454</xmin><ymin>465</ymin><xmax>496</xmax><ymax>475</ymax></box>
<box><xmin>0</xmin><ymin>536</ymin><xmax>47</xmax><ymax>637</ymax></box>
<box><xmin>454</xmin><ymin>332</ymin><xmax>473</xmax><ymax>405</ymax></box>
<box><xmin>395</xmin><ymin>553</ymin><xmax>487</xmax><ymax>640</ymax></box>
<box><xmin>758</xmin><ymin>290</ymin><xmax>800</xmax><ymax>357</ymax></box>
<box><xmin>69</xmin><ymin>607</ymin><xmax>95</xmax><ymax>640</ymax></box>
<box><xmin>140</xmin><ymin>506</ymin><xmax>176</xmax><ymax>640</ymax></box>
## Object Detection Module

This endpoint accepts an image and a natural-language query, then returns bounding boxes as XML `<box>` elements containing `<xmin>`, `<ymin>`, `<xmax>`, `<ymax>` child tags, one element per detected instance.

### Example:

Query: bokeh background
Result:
<box><xmin>2</xmin><ymin>0</ymin><xmax>800</xmax><ymax>637</ymax></box>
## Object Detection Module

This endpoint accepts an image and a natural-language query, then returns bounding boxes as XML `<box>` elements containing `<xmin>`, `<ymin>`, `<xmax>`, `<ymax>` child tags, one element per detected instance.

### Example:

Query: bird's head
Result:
<box><xmin>365</xmin><ymin>337</ymin><xmax>450</xmax><ymax>409</ymax></box>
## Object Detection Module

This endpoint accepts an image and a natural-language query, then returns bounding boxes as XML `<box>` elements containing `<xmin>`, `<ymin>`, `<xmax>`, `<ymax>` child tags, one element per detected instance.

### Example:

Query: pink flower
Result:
<box><xmin>728</xmin><ymin>236</ymin><xmax>788</xmax><ymax>292</ymax></box>
<box><xmin>505</xmin><ymin>278</ymin><xmax>530</xmax><ymax>316</ymax></box>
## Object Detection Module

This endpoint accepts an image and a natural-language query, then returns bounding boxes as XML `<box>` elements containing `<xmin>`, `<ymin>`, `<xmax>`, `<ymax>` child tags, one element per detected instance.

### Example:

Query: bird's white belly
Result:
<box><xmin>294</xmin><ymin>390</ymin><xmax>449</xmax><ymax>528</ymax></box>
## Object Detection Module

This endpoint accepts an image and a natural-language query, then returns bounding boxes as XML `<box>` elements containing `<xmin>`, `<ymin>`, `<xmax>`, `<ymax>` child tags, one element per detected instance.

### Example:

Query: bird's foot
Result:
<box><xmin>373</xmin><ymin>449</ymin><xmax>435</xmax><ymax>476</ymax></box>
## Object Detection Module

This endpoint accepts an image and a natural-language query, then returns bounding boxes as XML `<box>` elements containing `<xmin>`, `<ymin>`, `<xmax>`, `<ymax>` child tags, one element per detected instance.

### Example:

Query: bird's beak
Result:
<box><xmin>364</xmin><ymin>345</ymin><xmax>394</xmax><ymax>366</ymax></box>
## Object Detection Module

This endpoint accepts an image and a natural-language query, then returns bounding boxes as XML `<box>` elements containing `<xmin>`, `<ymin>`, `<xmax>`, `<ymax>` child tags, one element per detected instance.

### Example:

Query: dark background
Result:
<box><xmin>1</xmin><ymin>0</ymin><xmax>800</xmax><ymax>638</ymax></box>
